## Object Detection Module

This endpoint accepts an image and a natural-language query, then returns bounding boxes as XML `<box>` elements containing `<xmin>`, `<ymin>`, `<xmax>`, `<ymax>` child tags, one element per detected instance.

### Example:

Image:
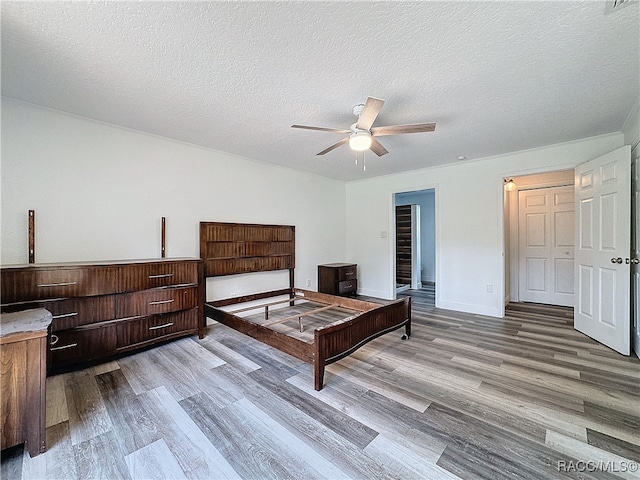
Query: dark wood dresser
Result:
<box><xmin>317</xmin><ymin>263</ymin><xmax>357</xmax><ymax>296</ymax></box>
<box><xmin>0</xmin><ymin>258</ymin><xmax>204</xmax><ymax>372</ymax></box>
<box><xmin>1</xmin><ymin>309</ymin><xmax>51</xmax><ymax>456</ymax></box>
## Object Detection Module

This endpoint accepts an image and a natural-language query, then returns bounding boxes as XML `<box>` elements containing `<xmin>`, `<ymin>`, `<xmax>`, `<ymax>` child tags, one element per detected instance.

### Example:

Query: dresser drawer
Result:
<box><xmin>118</xmin><ymin>261</ymin><xmax>199</xmax><ymax>292</ymax></box>
<box><xmin>1</xmin><ymin>296</ymin><xmax>116</xmax><ymax>331</ymax></box>
<box><xmin>116</xmin><ymin>308</ymin><xmax>198</xmax><ymax>348</ymax></box>
<box><xmin>1</xmin><ymin>267</ymin><xmax>118</xmax><ymax>303</ymax></box>
<box><xmin>337</xmin><ymin>279</ymin><xmax>357</xmax><ymax>295</ymax></box>
<box><xmin>116</xmin><ymin>286</ymin><xmax>199</xmax><ymax>318</ymax></box>
<box><xmin>50</xmin><ymin>323</ymin><xmax>117</xmax><ymax>366</ymax></box>
<box><xmin>337</xmin><ymin>265</ymin><xmax>357</xmax><ymax>281</ymax></box>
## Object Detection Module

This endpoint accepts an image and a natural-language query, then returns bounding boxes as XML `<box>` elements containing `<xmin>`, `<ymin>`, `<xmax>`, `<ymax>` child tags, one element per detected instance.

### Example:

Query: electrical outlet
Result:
<box><xmin>486</xmin><ymin>284</ymin><xmax>493</xmax><ymax>293</ymax></box>
<box><xmin>306</xmin><ymin>279</ymin><xmax>311</xmax><ymax>287</ymax></box>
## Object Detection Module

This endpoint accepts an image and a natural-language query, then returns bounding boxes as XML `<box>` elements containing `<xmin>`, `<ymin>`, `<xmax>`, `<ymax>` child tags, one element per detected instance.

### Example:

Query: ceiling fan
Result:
<box><xmin>292</xmin><ymin>96</ymin><xmax>436</xmax><ymax>157</ymax></box>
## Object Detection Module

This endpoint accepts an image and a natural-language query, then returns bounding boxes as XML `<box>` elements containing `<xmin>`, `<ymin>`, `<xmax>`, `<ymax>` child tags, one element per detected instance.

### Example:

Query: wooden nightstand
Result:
<box><xmin>1</xmin><ymin>309</ymin><xmax>52</xmax><ymax>457</ymax></box>
<box><xmin>318</xmin><ymin>263</ymin><xmax>357</xmax><ymax>296</ymax></box>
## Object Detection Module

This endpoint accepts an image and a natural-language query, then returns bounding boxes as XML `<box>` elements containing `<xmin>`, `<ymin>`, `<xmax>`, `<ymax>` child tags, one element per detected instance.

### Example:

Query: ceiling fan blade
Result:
<box><xmin>316</xmin><ymin>137</ymin><xmax>349</xmax><ymax>155</ymax></box>
<box><xmin>369</xmin><ymin>137</ymin><xmax>389</xmax><ymax>156</ymax></box>
<box><xmin>292</xmin><ymin>124</ymin><xmax>350</xmax><ymax>134</ymax></box>
<box><xmin>371</xmin><ymin>122</ymin><xmax>436</xmax><ymax>136</ymax></box>
<box><xmin>356</xmin><ymin>97</ymin><xmax>385</xmax><ymax>131</ymax></box>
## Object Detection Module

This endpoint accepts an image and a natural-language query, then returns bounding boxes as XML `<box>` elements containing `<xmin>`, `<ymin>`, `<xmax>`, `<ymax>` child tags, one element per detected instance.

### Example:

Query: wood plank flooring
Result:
<box><xmin>2</xmin><ymin>289</ymin><xmax>639</xmax><ymax>479</ymax></box>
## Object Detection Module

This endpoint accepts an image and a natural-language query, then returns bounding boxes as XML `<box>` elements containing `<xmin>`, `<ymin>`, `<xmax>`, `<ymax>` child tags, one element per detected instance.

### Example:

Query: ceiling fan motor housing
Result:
<box><xmin>352</xmin><ymin>104</ymin><xmax>365</xmax><ymax>117</ymax></box>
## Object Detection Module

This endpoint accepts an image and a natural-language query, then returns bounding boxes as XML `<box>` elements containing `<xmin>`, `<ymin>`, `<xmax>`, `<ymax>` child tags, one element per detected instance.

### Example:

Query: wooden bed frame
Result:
<box><xmin>200</xmin><ymin>221</ymin><xmax>411</xmax><ymax>390</ymax></box>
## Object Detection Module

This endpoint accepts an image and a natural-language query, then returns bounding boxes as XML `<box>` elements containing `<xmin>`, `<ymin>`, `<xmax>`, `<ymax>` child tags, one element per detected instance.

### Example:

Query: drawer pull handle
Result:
<box><xmin>149</xmin><ymin>322</ymin><xmax>174</xmax><ymax>331</ymax></box>
<box><xmin>148</xmin><ymin>273</ymin><xmax>174</xmax><ymax>279</ymax></box>
<box><xmin>52</xmin><ymin>312</ymin><xmax>78</xmax><ymax>319</ymax></box>
<box><xmin>149</xmin><ymin>299</ymin><xmax>175</xmax><ymax>305</ymax></box>
<box><xmin>37</xmin><ymin>282</ymin><xmax>77</xmax><ymax>288</ymax></box>
<box><xmin>51</xmin><ymin>334</ymin><xmax>59</xmax><ymax>345</ymax></box>
<box><xmin>344</xmin><ymin>272</ymin><xmax>354</xmax><ymax>276</ymax></box>
<box><xmin>51</xmin><ymin>343</ymin><xmax>78</xmax><ymax>351</ymax></box>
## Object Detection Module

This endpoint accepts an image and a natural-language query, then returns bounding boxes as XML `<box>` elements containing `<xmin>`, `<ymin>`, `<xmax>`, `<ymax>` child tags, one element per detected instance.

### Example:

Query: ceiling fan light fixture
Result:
<box><xmin>349</xmin><ymin>131</ymin><xmax>372</xmax><ymax>151</ymax></box>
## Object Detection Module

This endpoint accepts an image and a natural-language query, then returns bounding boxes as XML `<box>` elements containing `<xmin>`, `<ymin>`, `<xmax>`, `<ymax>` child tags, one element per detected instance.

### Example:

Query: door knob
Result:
<box><xmin>610</xmin><ymin>257</ymin><xmax>623</xmax><ymax>264</ymax></box>
<box><xmin>630</xmin><ymin>258</ymin><xmax>640</xmax><ymax>265</ymax></box>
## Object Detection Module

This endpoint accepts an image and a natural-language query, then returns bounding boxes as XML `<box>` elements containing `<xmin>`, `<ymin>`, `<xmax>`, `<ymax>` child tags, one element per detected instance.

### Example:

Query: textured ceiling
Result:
<box><xmin>2</xmin><ymin>1</ymin><xmax>639</xmax><ymax>181</ymax></box>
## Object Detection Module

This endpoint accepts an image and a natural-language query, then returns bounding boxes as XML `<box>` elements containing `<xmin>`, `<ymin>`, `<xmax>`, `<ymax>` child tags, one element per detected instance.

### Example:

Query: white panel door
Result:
<box><xmin>575</xmin><ymin>146</ymin><xmax>631</xmax><ymax>355</ymax></box>
<box><xmin>518</xmin><ymin>185</ymin><xmax>574</xmax><ymax>306</ymax></box>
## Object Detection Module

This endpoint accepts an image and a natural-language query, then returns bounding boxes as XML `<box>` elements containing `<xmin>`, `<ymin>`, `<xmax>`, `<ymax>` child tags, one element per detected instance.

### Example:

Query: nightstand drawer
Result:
<box><xmin>116</xmin><ymin>308</ymin><xmax>198</xmax><ymax>348</ymax></box>
<box><xmin>116</xmin><ymin>286</ymin><xmax>199</xmax><ymax>318</ymax></box>
<box><xmin>118</xmin><ymin>261</ymin><xmax>199</xmax><ymax>292</ymax></box>
<box><xmin>337</xmin><ymin>279</ymin><xmax>357</xmax><ymax>295</ymax></box>
<box><xmin>337</xmin><ymin>266</ymin><xmax>357</xmax><ymax>281</ymax></box>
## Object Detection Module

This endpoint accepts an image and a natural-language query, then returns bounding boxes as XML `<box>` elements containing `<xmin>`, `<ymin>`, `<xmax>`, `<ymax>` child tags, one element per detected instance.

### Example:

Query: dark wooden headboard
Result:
<box><xmin>199</xmin><ymin>222</ymin><xmax>295</xmax><ymax>278</ymax></box>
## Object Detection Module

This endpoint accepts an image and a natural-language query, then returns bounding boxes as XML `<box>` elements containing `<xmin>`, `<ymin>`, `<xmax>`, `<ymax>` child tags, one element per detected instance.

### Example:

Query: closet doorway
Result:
<box><xmin>505</xmin><ymin>169</ymin><xmax>575</xmax><ymax>306</ymax></box>
<box><xmin>394</xmin><ymin>189</ymin><xmax>436</xmax><ymax>303</ymax></box>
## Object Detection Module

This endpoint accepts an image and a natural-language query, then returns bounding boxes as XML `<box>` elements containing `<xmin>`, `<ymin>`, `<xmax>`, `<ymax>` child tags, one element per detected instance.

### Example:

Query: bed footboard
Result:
<box><xmin>313</xmin><ymin>297</ymin><xmax>411</xmax><ymax>390</ymax></box>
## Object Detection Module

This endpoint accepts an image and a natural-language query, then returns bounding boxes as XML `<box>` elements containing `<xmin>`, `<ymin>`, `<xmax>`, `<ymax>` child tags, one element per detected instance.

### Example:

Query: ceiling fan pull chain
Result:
<box><xmin>363</xmin><ymin>152</ymin><xmax>366</xmax><ymax>172</ymax></box>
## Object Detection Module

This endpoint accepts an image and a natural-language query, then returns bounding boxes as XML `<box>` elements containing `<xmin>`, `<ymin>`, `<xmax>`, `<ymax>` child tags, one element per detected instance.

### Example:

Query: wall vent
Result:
<box><xmin>604</xmin><ymin>0</ymin><xmax>637</xmax><ymax>14</ymax></box>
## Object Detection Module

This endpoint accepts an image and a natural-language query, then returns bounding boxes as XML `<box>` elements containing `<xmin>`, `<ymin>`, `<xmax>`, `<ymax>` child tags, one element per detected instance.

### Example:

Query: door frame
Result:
<box><xmin>633</xmin><ymin>152</ymin><xmax>640</xmax><ymax>359</ymax></box>
<box><xmin>389</xmin><ymin>185</ymin><xmax>439</xmax><ymax>302</ymax></box>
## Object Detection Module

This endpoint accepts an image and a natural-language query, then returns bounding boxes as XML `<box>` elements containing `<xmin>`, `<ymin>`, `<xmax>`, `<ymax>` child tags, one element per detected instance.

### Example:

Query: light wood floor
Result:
<box><xmin>2</xmin><ymin>290</ymin><xmax>639</xmax><ymax>479</ymax></box>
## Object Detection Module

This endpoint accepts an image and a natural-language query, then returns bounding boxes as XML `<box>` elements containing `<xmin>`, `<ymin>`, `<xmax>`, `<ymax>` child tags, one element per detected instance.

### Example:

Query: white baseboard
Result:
<box><xmin>358</xmin><ymin>288</ymin><xmax>393</xmax><ymax>300</ymax></box>
<box><xmin>437</xmin><ymin>300</ymin><xmax>502</xmax><ymax>318</ymax></box>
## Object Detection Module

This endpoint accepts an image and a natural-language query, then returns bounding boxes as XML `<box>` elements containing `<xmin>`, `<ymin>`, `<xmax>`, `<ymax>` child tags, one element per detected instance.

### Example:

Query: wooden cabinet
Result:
<box><xmin>318</xmin><ymin>263</ymin><xmax>357</xmax><ymax>296</ymax></box>
<box><xmin>1</xmin><ymin>309</ymin><xmax>51</xmax><ymax>457</ymax></box>
<box><xmin>1</xmin><ymin>258</ymin><xmax>204</xmax><ymax>372</ymax></box>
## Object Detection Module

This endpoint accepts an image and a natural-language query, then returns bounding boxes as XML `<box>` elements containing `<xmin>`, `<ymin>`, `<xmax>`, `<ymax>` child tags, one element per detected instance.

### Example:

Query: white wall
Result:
<box><xmin>1</xmin><ymin>99</ymin><xmax>347</xmax><ymax>301</ymax></box>
<box><xmin>346</xmin><ymin>133</ymin><xmax>624</xmax><ymax>317</ymax></box>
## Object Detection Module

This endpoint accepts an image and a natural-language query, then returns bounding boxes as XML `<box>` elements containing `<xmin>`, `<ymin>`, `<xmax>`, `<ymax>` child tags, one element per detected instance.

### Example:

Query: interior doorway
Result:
<box><xmin>394</xmin><ymin>189</ymin><xmax>436</xmax><ymax>303</ymax></box>
<box><xmin>504</xmin><ymin>169</ymin><xmax>574</xmax><ymax>306</ymax></box>
<box><xmin>504</xmin><ymin>147</ymin><xmax>635</xmax><ymax>356</ymax></box>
